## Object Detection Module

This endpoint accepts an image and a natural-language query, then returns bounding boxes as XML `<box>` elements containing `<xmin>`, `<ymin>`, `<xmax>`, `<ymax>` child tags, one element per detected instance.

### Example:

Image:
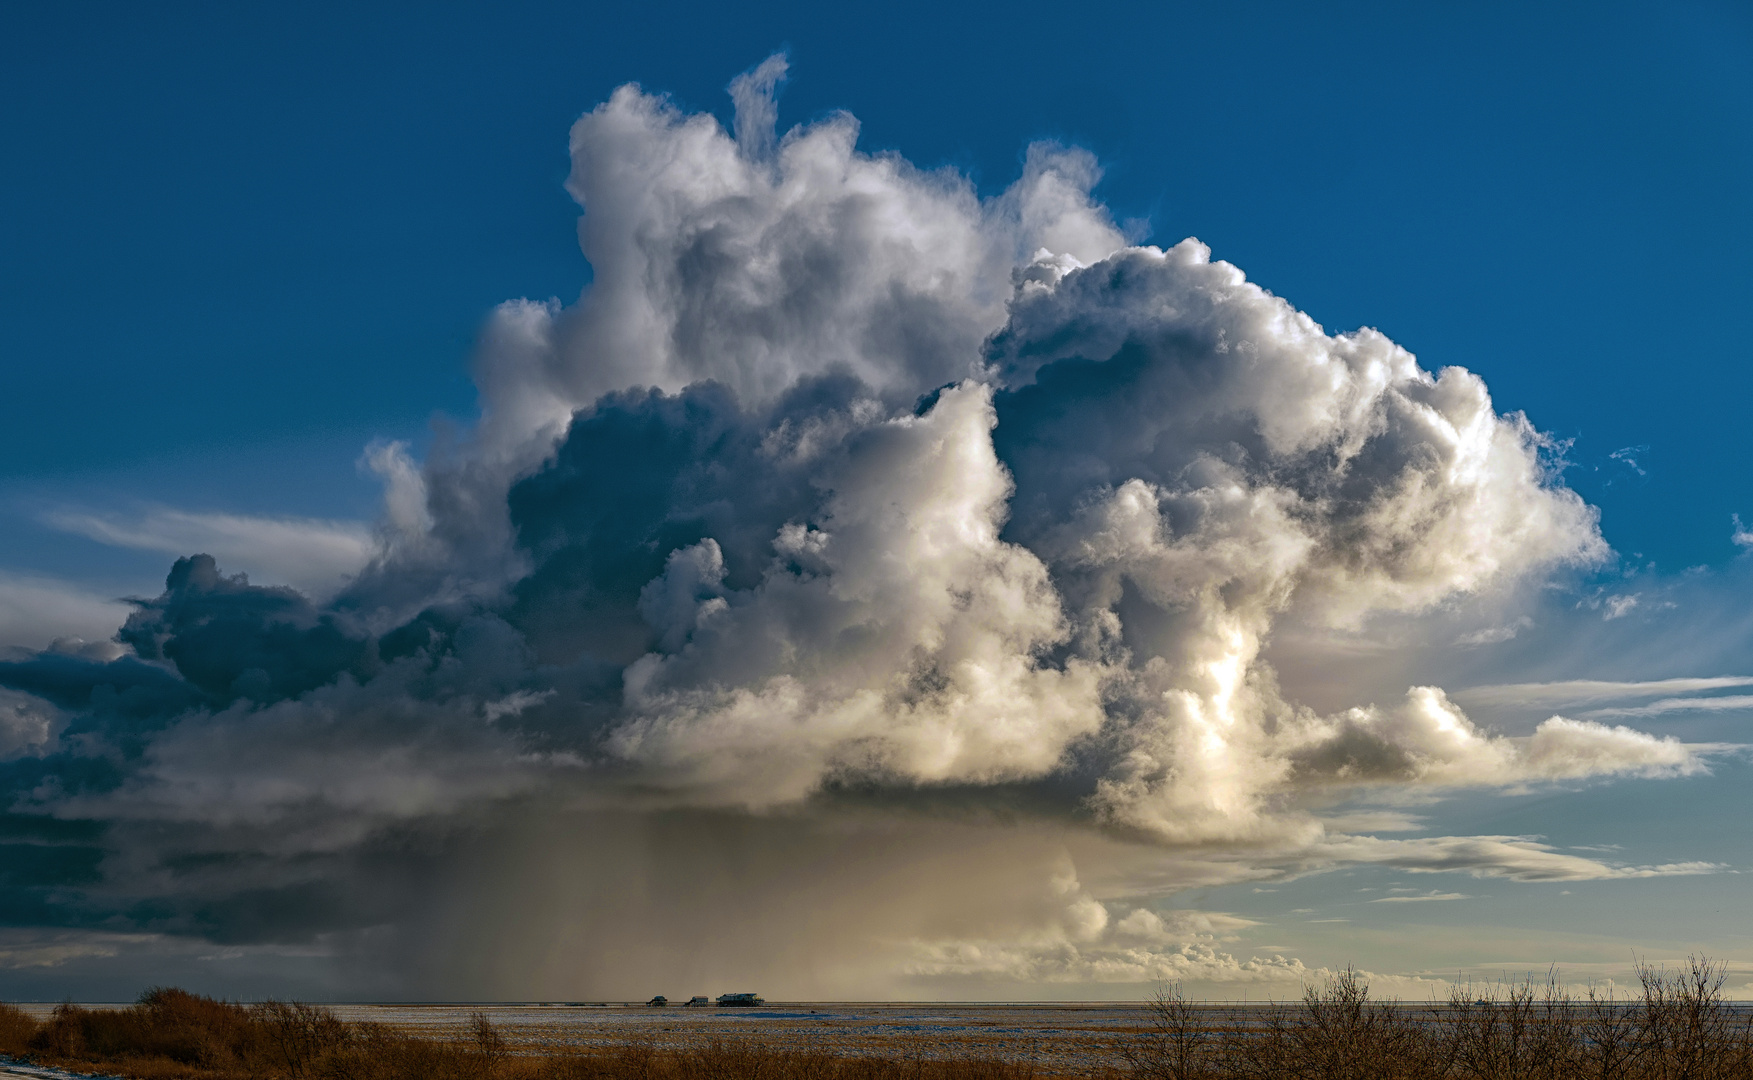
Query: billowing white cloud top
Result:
<box><xmin>0</xmin><ymin>56</ymin><xmax>1720</xmax><ymax>998</ymax></box>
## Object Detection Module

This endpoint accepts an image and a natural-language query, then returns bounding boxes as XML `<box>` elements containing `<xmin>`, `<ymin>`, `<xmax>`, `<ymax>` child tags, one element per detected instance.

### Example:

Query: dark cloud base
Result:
<box><xmin>0</xmin><ymin>61</ymin><xmax>1713</xmax><ymax>999</ymax></box>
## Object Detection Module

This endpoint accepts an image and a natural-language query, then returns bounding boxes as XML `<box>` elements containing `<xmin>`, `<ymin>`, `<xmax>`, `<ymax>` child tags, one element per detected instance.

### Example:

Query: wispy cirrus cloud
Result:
<box><xmin>1320</xmin><ymin>835</ymin><xmax>1720</xmax><ymax>882</ymax></box>
<box><xmin>1582</xmin><ymin>694</ymin><xmax>1753</xmax><ymax>720</ymax></box>
<box><xmin>0</xmin><ymin>571</ymin><xmax>131</xmax><ymax>652</ymax></box>
<box><xmin>42</xmin><ymin>507</ymin><xmax>373</xmax><ymax>599</ymax></box>
<box><xmin>1452</xmin><ymin>677</ymin><xmax>1753</xmax><ymax>709</ymax></box>
<box><xmin>1456</xmin><ymin>617</ymin><xmax>1532</xmax><ymax>646</ymax></box>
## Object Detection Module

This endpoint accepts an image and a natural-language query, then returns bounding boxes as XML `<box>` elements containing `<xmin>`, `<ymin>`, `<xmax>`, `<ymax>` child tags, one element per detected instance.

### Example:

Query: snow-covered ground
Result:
<box><xmin>1</xmin><ymin>1058</ymin><xmax>125</xmax><ymax>1080</ymax></box>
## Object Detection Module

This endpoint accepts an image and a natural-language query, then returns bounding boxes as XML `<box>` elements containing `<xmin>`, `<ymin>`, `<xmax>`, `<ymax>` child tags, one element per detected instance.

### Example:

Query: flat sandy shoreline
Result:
<box><xmin>15</xmin><ymin>1001</ymin><xmax>1752</xmax><ymax>1078</ymax></box>
<box><xmin>9</xmin><ymin>1003</ymin><xmax>1163</xmax><ymax>1074</ymax></box>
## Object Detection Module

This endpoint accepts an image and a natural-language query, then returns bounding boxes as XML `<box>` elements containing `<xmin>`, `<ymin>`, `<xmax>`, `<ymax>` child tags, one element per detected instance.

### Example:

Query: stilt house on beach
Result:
<box><xmin>716</xmin><ymin>993</ymin><xmax>764</xmax><ymax>1007</ymax></box>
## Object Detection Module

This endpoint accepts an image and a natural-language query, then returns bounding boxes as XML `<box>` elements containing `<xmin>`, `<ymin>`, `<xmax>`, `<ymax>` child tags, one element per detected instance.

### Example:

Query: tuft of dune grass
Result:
<box><xmin>0</xmin><ymin>1000</ymin><xmax>35</xmax><ymax>1057</ymax></box>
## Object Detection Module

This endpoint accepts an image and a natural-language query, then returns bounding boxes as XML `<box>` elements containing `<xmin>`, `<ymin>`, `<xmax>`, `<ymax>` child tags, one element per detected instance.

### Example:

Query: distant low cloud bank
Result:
<box><xmin>0</xmin><ymin>57</ymin><xmax>1714</xmax><ymax>999</ymax></box>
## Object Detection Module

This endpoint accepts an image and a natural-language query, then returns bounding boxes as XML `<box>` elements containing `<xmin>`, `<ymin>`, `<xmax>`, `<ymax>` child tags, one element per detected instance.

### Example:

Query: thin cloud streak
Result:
<box><xmin>1583</xmin><ymin>694</ymin><xmax>1753</xmax><ymax>719</ymax></box>
<box><xmin>1452</xmin><ymin>677</ymin><xmax>1753</xmax><ymax>708</ymax></box>
<box><xmin>43</xmin><ymin>507</ymin><xmax>374</xmax><ymax>599</ymax></box>
<box><xmin>1369</xmin><ymin>893</ymin><xmax>1472</xmax><ymax>903</ymax></box>
<box><xmin>0</xmin><ymin>571</ymin><xmax>131</xmax><ymax>652</ymax></box>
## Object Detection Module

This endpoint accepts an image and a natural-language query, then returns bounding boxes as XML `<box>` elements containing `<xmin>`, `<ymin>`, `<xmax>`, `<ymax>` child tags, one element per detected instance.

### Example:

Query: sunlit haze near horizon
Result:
<box><xmin>1</xmin><ymin>1</ymin><xmax>1751</xmax><ymax>1002</ymax></box>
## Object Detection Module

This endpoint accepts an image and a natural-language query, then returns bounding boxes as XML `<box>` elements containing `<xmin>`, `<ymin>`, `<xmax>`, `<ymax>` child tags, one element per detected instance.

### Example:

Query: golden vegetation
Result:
<box><xmin>0</xmin><ymin>989</ymin><xmax>1040</xmax><ymax>1080</ymax></box>
<box><xmin>0</xmin><ymin>958</ymin><xmax>1746</xmax><ymax>1080</ymax></box>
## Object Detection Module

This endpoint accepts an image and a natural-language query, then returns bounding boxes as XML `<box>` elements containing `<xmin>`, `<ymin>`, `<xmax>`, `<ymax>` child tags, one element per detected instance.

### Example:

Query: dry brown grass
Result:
<box><xmin>530</xmin><ymin>1039</ymin><xmax>1040</xmax><ymax>1080</ymax></box>
<box><xmin>0</xmin><ymin>1000</ymin><xmax>36</xmax><ymax>1057</ymax></box>
<box><xmin>0</xmin><ymin>991</ymin><xmax>1047</xmax><ymax>1080</ymax></box>
<box><xmin>2</xmin><ymin>960</ymin><xmax>1749</xmax><ymax>1080</ymax></box>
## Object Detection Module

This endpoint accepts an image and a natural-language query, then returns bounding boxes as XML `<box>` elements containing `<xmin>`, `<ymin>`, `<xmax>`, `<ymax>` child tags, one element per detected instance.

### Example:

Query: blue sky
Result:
<box><xmin>6</xmin><ymin>2</ymin><xmax>1750</xmax><ymax>569</ymax></box>
<box><xmin>1</xmin><ymin>1</ymin><xmax>1751</xmax><ymax>1000</ymax></box>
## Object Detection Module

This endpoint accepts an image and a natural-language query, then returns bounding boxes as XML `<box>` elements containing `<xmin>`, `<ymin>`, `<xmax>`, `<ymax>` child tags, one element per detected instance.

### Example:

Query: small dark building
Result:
<box><xmin>647</xmin><ymin>995</ymin><xmax>668</xmax><ymax>1006</ymax></box>
<box><xmin>684</xmin><ymin>996</ymin><xmax>710</xmax><ymax>1007</ymax></box>
<box><xmin>716</xmin><ymin>993</ymin><xmax>764</xmax><ymax>1007</ymax></box>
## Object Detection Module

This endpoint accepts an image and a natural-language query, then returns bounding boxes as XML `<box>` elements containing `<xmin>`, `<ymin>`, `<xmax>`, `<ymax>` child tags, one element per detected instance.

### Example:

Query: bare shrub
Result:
<box><xmin>1446</xmin><ymin>971</ymin><xmax>1576</xmax><ymax>1080</ymax></box>
<box><xmin>1224</xmin><ymin>969</ymin><xmax>1439</xmax><ymax>1080</ymax></box>
<box><xmin>1120</xmin><ymin>982</ymin><xmax>1216</xmax><ymax>1080</ymax></box>
<box><xmin>1299</xmin><ymin>968</ymin><xmax>1437</xmax><ymax>1080</ymax></box>
<box><xmin>135</xmin><ymin>985</ymin><xmax>264</xmax><ymax>1068</ymax></box>
<box><xmin>1574</xmin><ymin>982</ymin><xmax>1642</xmax><ymax>1080</ymax></box>
<box><xmin>254</xmin><ymin>998</ymin><xmax>352</xmax><ymax>1078</ymax></box>
<box><xmin>1636</xmin><ymin>954</ymin><xmax>1751</xmax><ymax>1080</ymax></box>
<box><xmin>472</xmin><ymin>1010</ymin><xmax>511</xmax><ymax>1078</ymax></box>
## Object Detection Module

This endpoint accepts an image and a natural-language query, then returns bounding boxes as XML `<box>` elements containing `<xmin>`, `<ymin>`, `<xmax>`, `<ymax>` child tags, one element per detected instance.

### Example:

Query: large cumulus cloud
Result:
<box><xmin>0</xmin><ymin>57</ymin><xmax>1714</xmax><ymax>997</ymax></box>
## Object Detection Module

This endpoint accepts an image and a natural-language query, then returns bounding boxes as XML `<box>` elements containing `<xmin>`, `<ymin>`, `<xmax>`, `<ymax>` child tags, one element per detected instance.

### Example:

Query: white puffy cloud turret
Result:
<box><xmin>0</xmin><ymin>57</ymin><xmax>1712</xmax><ymax>998</ymax></box>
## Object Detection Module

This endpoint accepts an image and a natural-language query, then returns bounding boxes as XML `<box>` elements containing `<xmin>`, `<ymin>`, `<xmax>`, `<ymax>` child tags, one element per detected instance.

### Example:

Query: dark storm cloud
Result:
<box><xmin>119</xmin><ymin>555</ymin><xmax>375</xmax><ymax>703</ymax></box>
<box><xmin>0</xmin><ymin>58</ymin><xmax>1718</xmax><ymax>997</ymax></box>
